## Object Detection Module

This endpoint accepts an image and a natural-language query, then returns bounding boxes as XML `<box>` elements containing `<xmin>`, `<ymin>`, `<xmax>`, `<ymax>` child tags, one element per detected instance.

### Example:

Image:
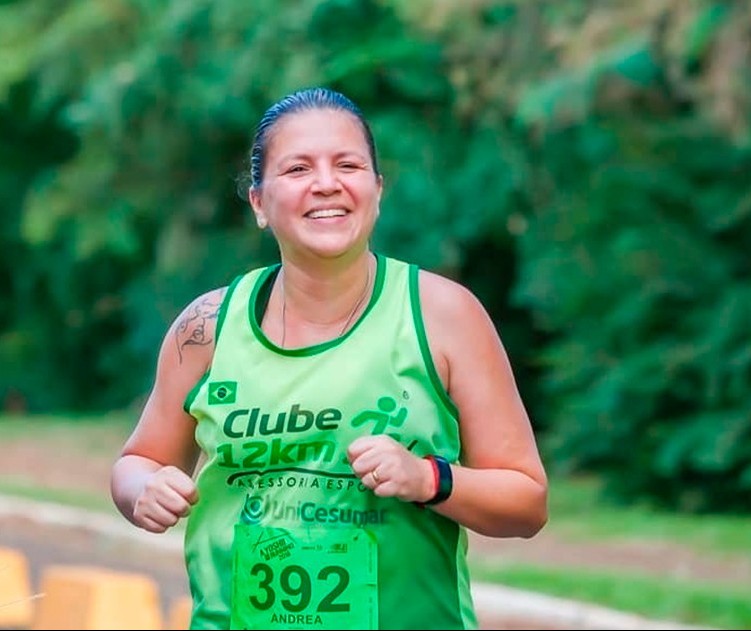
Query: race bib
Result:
<box><xmin>230</xmin><ymin>524</ymin><xmax>378</xmax><ymax>630</ymax></box>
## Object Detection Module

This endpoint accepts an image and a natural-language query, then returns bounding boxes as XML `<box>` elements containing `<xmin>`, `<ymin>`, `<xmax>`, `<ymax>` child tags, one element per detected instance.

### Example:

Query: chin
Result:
<box><xmin>305</xmin><ymin>238</ymin><xmax>363</xmax><ymax>260</ymax></box>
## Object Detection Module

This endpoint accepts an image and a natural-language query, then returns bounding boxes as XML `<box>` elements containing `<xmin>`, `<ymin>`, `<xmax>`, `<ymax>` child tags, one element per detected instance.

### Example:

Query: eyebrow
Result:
<box><xmin>276</xmin><ymin>150</ymin><xmax>369</xmax><ymax>163</ymax></box>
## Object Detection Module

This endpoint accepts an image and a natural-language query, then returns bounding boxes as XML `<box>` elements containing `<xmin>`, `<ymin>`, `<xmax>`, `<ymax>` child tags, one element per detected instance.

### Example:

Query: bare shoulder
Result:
<box><xmin>123</xmin><ymin>285</ymin><xmax>229</xmax><ymax>468</ymax></box>
<box><xmin>171</xmin><ymin>286</ymin><xmax>229</xmax><ymax>365</ymax></box>
<box><xmin>416</xmin><ymin>269</ymin><xmax>504</xmax><ymax>391</ymax></box>
<box><xmin>417</xmin><ymin>269</ymin><xmax>492</xmax><ymax>332</ymax></box>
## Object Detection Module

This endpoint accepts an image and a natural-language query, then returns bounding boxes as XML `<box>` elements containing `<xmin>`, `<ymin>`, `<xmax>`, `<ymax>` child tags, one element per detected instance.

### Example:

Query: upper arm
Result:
<box><xmin>120</xmin><ymin>286</ymin><xmax>228</xmax><ymax>474</ymax></box>
<box><xmin>419</xmin><ymin>271</ymin><xmax>546</xmax><ymax>484</ymax></box>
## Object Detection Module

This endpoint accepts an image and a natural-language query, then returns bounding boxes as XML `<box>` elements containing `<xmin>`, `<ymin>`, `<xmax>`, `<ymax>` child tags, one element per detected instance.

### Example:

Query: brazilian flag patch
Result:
<box><xmin>208</xmin><ymin>381</ymin><xmax>237</xmax><ymax>405</ymax></box>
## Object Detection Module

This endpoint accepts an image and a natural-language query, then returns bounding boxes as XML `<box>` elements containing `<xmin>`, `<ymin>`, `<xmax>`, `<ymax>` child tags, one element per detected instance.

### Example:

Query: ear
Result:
<box><xmin>375</xmin><ymin>174</ymin><xmax>384</xmax><ymax>217</ymax></box>
<box><xmin>249</xmin><ymin>186</ymin><xmax>268</xmax><ymax>230</ymax></box>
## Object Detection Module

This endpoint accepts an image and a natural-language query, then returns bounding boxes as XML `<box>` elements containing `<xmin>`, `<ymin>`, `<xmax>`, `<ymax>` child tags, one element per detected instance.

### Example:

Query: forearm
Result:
<box><xmin>430</xmin><ymin>464</ymin><xmax>548</xmax><ymax>538</ymax></box>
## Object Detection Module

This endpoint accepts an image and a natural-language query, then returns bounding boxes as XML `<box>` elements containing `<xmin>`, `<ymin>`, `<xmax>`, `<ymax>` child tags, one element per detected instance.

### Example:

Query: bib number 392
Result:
<box><xmin>230</xmin><ymin>525</ymin><xmax>378</xmax><ymax>630</ymax></box>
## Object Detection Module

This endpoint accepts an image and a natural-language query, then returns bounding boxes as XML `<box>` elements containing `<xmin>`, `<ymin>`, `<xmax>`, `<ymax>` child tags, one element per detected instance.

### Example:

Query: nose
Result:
<box><xmin>311</xmin><ymin>166</ymin><xmax>341</xmax><ymax>194</ymax></box>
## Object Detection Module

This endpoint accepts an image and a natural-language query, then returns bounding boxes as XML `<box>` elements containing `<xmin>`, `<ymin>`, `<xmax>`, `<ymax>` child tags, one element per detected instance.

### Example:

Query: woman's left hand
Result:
<box><xmin>347</xmin><ymin>434</ymin><xmax>435</xmax><ymax>503</ymax></box>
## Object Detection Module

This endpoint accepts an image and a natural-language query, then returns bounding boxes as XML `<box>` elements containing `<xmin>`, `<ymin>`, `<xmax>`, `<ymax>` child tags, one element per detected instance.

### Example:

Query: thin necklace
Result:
<box><xmin>280</xmin><ymin>264</ymin><xmax>372</xmax><ymax>348</ymax></box>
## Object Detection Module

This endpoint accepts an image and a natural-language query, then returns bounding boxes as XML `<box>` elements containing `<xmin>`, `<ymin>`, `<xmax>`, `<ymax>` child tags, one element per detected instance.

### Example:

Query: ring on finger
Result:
<box><xmin>372</xmin><ymin>468</ymin><xmax>381</xmax><ymax>484</ymax></box>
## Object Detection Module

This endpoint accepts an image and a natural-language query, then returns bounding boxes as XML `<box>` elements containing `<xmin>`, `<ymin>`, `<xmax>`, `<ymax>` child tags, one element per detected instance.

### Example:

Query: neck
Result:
<box><xmin>278</xmin><ymin>254</ymin><xmax>374</xmax><ymax>348</ymax></box>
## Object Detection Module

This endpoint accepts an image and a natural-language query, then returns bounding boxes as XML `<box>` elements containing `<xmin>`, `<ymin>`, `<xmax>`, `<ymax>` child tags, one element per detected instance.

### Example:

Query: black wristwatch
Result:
<box><xmin>417</xmin><ymin>454</ymin><xmax>453</xmax><ymax>506</ymax></box>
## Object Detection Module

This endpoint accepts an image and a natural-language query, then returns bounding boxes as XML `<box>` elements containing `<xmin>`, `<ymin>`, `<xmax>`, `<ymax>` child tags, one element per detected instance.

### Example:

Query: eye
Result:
<box><xmin>284</xmin><ymin>164</ymin><xmax>308</xmax><ymax>174</ymax></box>
<box><xmin>338</xmin><ymin>162</ymin><xmax>363</xmax><ymax>171</ymax></box>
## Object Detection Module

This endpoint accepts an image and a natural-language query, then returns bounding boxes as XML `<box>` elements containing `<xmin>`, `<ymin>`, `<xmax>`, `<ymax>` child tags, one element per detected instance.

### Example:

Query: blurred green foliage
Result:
<box><xmin>1</xmin><ymin>0</ymin><xmax>750</xmax><ymax>513</ymax></box>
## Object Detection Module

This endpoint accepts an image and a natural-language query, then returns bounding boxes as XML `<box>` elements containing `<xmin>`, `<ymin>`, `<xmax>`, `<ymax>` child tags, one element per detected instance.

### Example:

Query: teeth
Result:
<box><xmin>307</xmin><ymin>208</ymin><xmax>346</xmax><ymax>218</ymax></box>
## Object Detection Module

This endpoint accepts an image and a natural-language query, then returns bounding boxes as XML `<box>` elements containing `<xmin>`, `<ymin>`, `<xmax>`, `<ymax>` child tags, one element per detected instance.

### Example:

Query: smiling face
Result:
<box><xmin>249</xmin><ymin>108</ymin><xmax>383</xmax><ymax>263</ymax></box>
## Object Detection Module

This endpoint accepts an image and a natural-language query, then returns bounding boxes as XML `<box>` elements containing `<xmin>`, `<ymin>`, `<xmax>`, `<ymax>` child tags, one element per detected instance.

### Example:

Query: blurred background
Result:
<box><xmin>0</xmin><ymin>0</ymin><xmax>751</xmax><ymax>629</ymax></box>
<box><xmin>1</xmin><ymin>0</ymin><xmax>751</xmax><ymax>627</ymax></box>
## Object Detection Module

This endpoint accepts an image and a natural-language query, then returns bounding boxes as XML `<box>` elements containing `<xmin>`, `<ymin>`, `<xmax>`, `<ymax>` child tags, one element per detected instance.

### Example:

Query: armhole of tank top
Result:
<box><xmin>408</xmin><ymin>264</ymin><xmax>459</xmax><ymax>418</ymax></box>
<box><xmin>183</xmin><ymin>274</ymin><xmax>244</xmax><ymax>414</ymax></box>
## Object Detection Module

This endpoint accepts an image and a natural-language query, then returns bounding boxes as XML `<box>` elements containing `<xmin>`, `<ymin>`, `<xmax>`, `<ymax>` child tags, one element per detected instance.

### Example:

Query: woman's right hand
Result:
<box><xmin>132</xmin><ymin>465</ymin><xmax>199</xmax><ymax>533</ymax></box>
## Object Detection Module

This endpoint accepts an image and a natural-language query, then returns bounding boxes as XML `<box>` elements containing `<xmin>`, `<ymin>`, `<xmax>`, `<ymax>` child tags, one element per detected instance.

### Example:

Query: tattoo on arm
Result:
<box><xmin>174</xmin><ymin>289</ymin><xmax>227</xmax><ymax>364</ymax></box>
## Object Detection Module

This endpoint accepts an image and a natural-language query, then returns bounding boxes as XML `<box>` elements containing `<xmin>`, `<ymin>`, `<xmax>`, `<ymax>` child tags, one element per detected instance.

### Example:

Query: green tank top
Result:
<box><xmin>183</xmin><ymin>254</ymin><xmax>477</xmax><ymax>630</ymax></box>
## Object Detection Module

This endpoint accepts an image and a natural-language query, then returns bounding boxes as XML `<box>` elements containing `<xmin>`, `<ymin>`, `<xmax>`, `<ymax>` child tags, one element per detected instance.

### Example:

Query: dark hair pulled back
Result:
<box><xmin>236</xmin><ymin>87</ymin><xmax>379</xmax><ymax>197</ymax></box>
